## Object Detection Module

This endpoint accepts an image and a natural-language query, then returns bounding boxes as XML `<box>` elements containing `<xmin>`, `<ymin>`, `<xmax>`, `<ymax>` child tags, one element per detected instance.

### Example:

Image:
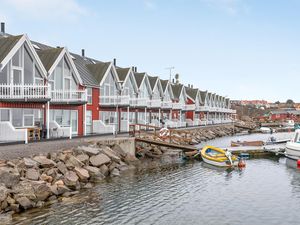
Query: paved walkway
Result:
<box><xmin>0</xmin><ymin>134</ymin><xmax>129</xmax><ymax>160</ymax></box>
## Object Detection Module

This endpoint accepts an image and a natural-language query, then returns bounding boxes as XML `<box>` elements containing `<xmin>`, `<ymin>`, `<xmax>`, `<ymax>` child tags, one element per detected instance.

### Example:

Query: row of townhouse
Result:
<box><xmin>0</xmin><ymin>24</ymin><xmax>236</xmax><ymax>143</ymax></box>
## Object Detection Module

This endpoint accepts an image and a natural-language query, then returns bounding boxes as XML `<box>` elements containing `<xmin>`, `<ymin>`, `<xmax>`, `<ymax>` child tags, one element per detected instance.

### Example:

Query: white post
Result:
<box><xmin>69</xmin><ymin>127</ymin><xmax>72</xmax><ymax>139</ymax></box>
<box><xmin>180</xmin><ymin>110</ymin><xmax>182</xmax><ymax>127</ymax></box>
<box><xmin>24</xmin><ymin>129</ymin><xmax>28</xmax><ymax>144</ymax></box>
<box><xmin>158</xmin><ymin>108</ymin><xmax>161</xmax><ymax>127</ymax></box>
<box><xmin>46</xmin><ymin>101</ymin><xmax>50</xmax><ymax>139</ymax></box>
<box><xmin>144</xmin><ymin>107</ymin><xmax>147</xmax><ymax>125</ymax></box>
<box><xmin>83</xmin><ymin>103</ymin><xmax>87</xmax><ymax>136</ymax></box>
<box><xmin>127</xmin><ymin>106</ymin><xmax>129</xmax><ymax>132</ymax></box>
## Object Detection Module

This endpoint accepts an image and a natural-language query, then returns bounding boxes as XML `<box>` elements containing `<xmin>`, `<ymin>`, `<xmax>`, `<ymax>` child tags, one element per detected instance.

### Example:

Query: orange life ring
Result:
<box><xmin>159</xmin><ymin>128</ymin><xmax>170</xmax><ymax>139</ymax></box>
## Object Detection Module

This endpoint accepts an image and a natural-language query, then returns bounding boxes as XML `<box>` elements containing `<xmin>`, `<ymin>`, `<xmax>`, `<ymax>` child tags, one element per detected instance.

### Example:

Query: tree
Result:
<box><xmin>286</xmin><ymin>99</ymin><xmax>294</xmax><ymax>105</ymax></box>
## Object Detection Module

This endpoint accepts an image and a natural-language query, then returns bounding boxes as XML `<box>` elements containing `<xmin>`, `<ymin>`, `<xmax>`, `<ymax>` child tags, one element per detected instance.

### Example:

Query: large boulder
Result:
<box><xmin>76</xmin><ymin>154</ymin><xmax>89</xmax><ymax>164</ymax></box>
<box><xmin>74</xmin><ymin>167</ymin><xmax>89</xmax><ymax>182</ymax></box>
<box><xmin>0</xmin><ymin>184</ymin><xmax>8</xmax><ymax>202</ymax></box>
<box><xmin>12</xmin><ymin>181</ymin><xmax>36</xmax><ymax>201</ymax></box>
<box><xmin>99</xmin><ymin>164</ymin><xmax>109</xmax><ymax>176</ymax></box>
<box><xmin>57</xmin><ymin>162</ymin><xmax>68</xmax><ymax>175</ymax></box>
<box><xmin>84</xmin><ymin>166</ymin><xmax>105</xmax><ymax>181</ymax></box>
<box><xmin>33</xmin><ymin>156</ymin><xmax>56</xmax><ymax>168</ymax></box>
<box><xmin>26</xmin><ymin>168</ymin><xmax>40</xmax><ymax>181</ymax></box>
<box><xmin>16</xmin><ymin>196</ymin><xmax>34</xmax><ymax>210</ymax></box>
<box><xmin>0</xmin><ymin>167</ymin><xmax>20</xmax><ymax>188</ymax></box>
<box><xmin>65</xmin><ymin>155</ymin><xmax>84</xmax><ymax>169</ymax></box>
<box><xmin>32</xmin><ymin>181</ymin><xmax>52</xmax><ymax>201</ymax></box>
<box><xmin>64</xmin><ymin>171</ymin><xmax>79</xmax><ymax>188</ymax></box>
<box><xmin>90</xmin><ymin>154</ymin><xmax>111</xmax><ymax>167</ymax></box>
<box><xmin>23</xmin><ymin>158</ymin><xmax>38</xmax><ymax>168</ymax></box>
<box><xmin>76</xmin><ymin>146</ymin><xmax>100</xmax><ymax>156</ymax></box>
<box><xmin>112</xmin><ymin>145</ymin><xmax>127</xmax><ymax>158</ymax></box>
<box><xmin>101</xmin><ymin>147</ymin><xmax>121</xmax><ymax>163</ymax></box>
<box><xmin>110</xmin><ymin>168</ymin><xmax>120</xmax><ymax>177</ymax></box>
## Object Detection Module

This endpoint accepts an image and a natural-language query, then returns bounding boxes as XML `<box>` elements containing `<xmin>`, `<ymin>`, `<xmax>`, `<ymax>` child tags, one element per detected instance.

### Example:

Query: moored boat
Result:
<box><xmin>201</xmin><ymin>145</ymin><xmax>239</xmax><ymax>167</ymax></box>
<box><xmin>231</xmin><ymin>140</ymin><xmax>264</xmax><ymax>147</ymax></box>
<box><xmin>285</xmin><ymin>129</ymin><xmax>300</xmax><ymax>159</ymax></box>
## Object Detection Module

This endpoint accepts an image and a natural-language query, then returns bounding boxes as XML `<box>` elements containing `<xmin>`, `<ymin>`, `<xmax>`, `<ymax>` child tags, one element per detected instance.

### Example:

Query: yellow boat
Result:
<box><xmin>201</xmin><ymin>145</ymin><xmax>239</xmax><ymax>167</ymax></box>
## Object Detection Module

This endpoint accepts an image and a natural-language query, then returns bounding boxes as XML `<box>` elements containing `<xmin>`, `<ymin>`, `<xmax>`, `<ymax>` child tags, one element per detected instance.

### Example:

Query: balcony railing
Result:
<box><xmin>182</xmin><ymin>104</ymin><xmax>196</xmax><ymax>111</ymax></box>
<box><xmin>197</xmin><ymin>106</ymin><xmax>211</xmax><ymax>111</ymax></box>
<box><xmin>148</xmin><ymin>99</ymin><xmax>162</xmax><ymax>108</ymax></box>
<box><xmin>161</xmin><ymin>101</ymin><xmax>173</xmax><ymax>109</ymax></box>
<box><xmin>51</xmin><ymin>90</ymin><xmax>87</xmax><ymax>103</ymax></box>
<box><xmin>99</xmin><ymin>95</ymin><xmax>130</xmax><ymax>106</ymax></box>
<box><xmin>0</xmin><ymin>83</ymin><xmax>49</xmax><ymax>100</ymax></box>
<box><xmin>130</xmin><ymin>98</ymin><xmax>148</xmax><ymax>107</ymax></box>
<box><xmin>172</xmin><ymin>102</ymin><xmax>183</xmax><ymax>110</ymax></box>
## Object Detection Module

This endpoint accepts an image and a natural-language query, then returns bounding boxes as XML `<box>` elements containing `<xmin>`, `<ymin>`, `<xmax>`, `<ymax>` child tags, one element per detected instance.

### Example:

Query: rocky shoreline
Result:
<box><xmin>0</xmin><ymin>125</ymin><xmax>243</xmax><ymax>221</ymax></box>
<box><xmin>0</xmin><ymin>143</ymin><xmax>138</xmax><ymax>221</ymax></box>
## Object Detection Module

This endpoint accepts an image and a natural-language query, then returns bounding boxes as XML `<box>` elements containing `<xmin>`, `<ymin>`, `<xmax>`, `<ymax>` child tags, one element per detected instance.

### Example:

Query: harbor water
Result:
<box><xmin>12</xmin><ymin>132</ymin><xmax>300</xmax><ymax>225</ymax></box>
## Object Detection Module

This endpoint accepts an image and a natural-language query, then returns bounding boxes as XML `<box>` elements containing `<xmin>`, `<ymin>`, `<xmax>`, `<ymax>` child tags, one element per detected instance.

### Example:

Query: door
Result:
<box><xmin>71</xmin><ymin>111</ymin><xmax>78</xmax><ymax>135</ymax></box>
<box><xmin>86</xmin><ymin>110</ymin><xmax>92</xmax><ymax>134</ymax></box>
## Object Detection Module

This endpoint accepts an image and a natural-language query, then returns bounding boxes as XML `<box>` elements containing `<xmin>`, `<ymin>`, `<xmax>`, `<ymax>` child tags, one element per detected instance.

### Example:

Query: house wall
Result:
<box><xmin>87</xmin><ymin>87</ymin><xmax>100</xmax><ymax>121</ymax></box>
<box><xmin>186</xmin><ymin>98</ymin><xmax>194</xmax><ymax>120</ymax></box>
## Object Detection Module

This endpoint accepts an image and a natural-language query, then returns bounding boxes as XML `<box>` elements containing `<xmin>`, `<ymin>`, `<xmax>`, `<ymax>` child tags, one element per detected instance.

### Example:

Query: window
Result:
<box><xmin>12</xmin><ymin>109</ymin><xmax>23</xmax><ymax>127</ymax></box>
<box><xmin>86</xmin><ymin>110</ymin><xmax>92</xmax><ymax>134</ymax></box>
<box><xmin>87</xmin><ymin>88</ymin><xmax>92</xmax><ymax>104</ymax></box>
<box><xmin>12</xmin><ymin>49</ymin><xmax>21</xmax><ymax>67</ymax></box>
<box><xmin>0</xmin><ymin>109</ymin><xmax>10</xmax><ymax>122</ymax></box>
<box><xmin>24</xmin><ymin>109</ymin><xmax>34</xmax><ymax>127</ymax></box>
<box><xmin>50</xmin><ymin>109</ymin><xmax>78</xmax><ymax>134</ymax></box>
<box><xmin>0</xmin><ymin>64</ymin><xmax>8</xmax><ymax>84</ymax></box>
<box><xmin>24</xmin><ymin>47</ymin><xmax>34</xmax><ymax>84</ymax></box>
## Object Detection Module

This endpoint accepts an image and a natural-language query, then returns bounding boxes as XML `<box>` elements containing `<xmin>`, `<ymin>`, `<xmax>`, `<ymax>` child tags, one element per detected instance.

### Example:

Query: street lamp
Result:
<box><xmin>115</xmin><ymin>81</ymin><xmax>124</xmax><ymax>137</ymax></box>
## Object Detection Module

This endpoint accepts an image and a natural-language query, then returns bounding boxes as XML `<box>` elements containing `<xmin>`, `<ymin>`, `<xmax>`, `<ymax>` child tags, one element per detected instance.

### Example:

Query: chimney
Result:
<box><xmin>172</xmin><ymin>78</ymin><xmax>175</xmax><ymax>84</ymax></box>
<box><xmin>135</xmin><ymin>67</ymin><xmax>137</xmax><ymax>72</ymax></box>
<box><xmin>191</xmin><ymin>85</ymin><xmax>193</xmax><ymax>88</ymax></box>
<box><xmin>1</xmin><ymin>22</ymin><xmax>5</xmax><ymax>34</ymax></box>
<box><xmin>81</xmin><ymin>49</ymin><xmax>85</xmax><ymax>58</ymax></box>
<box><xmin>113</xmin><ymin>58</ymin><xmax>116</xmax><ymax>66</ymax></box>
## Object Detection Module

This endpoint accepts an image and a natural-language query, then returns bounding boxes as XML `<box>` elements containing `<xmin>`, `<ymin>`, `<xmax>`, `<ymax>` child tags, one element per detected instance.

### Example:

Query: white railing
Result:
<box><xmin>172</xmin><ymin>102</ymin><xmax>183</xmax><ymax>110</ymax></box>
<box><xmin>197</xmin><ymin>106</ymin><xmax>210</xmax><ymax>111</ymax></box>
<box><xmin>148</xmin><ymin>99</ymin><xmax>162</xmax><ymax>108</ymax></box>
<box><xmin>161</xmin><ymin>101</ymin><xmax>173</xmax><ymax>109</ymax></box>
<box><xmin>182</xmin><ymin>104</ymin><xmax>196</xmax><ymax>111</ymax></box>
<box><xmin>92</xmin><ymin>120</ymin><xmax>115</xmax><ymax>134</ymax></box>
<box><xmin>130</xmin><ymin>98</ymin><xmax>148</xmax><ymax>107</ymax></box>
<box><xmin>51</xmin><ymin>89</ymin><xmax>87</xmax><ymax>102</ymax></box>
<box><xmin>0</xmin><ymin>122</ymin><xmax>28</xmax><ymax>143</ymax></box>
<box><xmin>0</xmin><ymin>83</ymin><xmax>49</xmax><ymax>99</ymax></box>
<box><xmin>100</xmin><ymin>95</ymin><xmax>130</xmax><ymax>106</ymax></box>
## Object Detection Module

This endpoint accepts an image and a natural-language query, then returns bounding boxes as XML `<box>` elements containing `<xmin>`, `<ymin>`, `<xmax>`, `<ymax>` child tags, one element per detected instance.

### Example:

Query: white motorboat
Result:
<box><xmin>285</xmin><ymin>129</ymin><xmax>300</xmax><ymax>159</ymax></box>
<box><xmin>283</xmin><ymin>120</ymin><xmax>295</xmax><ymax>128</ymax></box>
<box><xmin>260</xmin><ymin>127</ymin><xmax>271</xmax><ymax>133</ymax></box>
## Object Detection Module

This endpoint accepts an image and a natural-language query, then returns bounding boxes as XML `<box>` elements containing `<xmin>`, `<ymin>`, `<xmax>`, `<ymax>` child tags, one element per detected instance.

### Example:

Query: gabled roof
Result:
<box><xmin>134</xmin><ymin>72</ymin><xmax>146</xmax><ymax>88</ymax></box>
<box><xmin>160</xmin><ymin>79</ymin><xmax>168</xmax><ymax>92</ymax></box>
<box><xmin>200</xmin><ymin>90</ymin><xmax>207</xmax><ymax>104</ymax></box>
<box><xmin>37</xmin><ymin>48</ymin><xmax>63</xmax><ymax>71</ymax></box>
<box><xmin>37</xmin><ymin>47</ymin><xmax>83</xmax><ymax>84</ymax></box>
<box><xmin>71</xmin><ymin>53</ymin><xmax>99</xmax><ymax>87</ymax></box>
<box><xmin>0</xmin><ymin>34</ymin><xmax>47</xmax><ymax>78</ymax></box>
<box><xmin>116</xmin><ymin>67</ymin><xmax>130</xmax><ymax>81</ymax></box>
<box><xmin>148</xmin><ymin>75</ymin><xmax>159</xmax><ymax>91</ymax></box>
<box><xmin>86</xmin><ymin>62</ymin><xmax>111</xmax><ymax>84</ymax></box>
<box><xmin>185</xmin><ymin>87</ymin><xmax>198</xmax><ymax>101</ymax></box>
<box><xmin>0</xmin><ymin>35</ymin><xmax>22</xmax><ymax>64</ymax></box>
<box><xmin>171</xmin><ymin>83</ymin><xmax>184</xmax><ymax>100</ymax></box>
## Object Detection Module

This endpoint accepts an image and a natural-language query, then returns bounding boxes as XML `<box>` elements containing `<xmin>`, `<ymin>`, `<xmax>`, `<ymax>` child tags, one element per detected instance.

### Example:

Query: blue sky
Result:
<box><xmin>1</xmin><ymin>0</ymin><xmax>300</xmax><ymax>102</ymax></box>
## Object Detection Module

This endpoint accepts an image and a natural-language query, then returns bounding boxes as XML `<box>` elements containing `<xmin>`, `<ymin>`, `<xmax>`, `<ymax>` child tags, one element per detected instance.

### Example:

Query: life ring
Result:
<box><xmin>159</xmin><ymin>128</ymin><xmax>170</xmax><ymax>139</ymax></box>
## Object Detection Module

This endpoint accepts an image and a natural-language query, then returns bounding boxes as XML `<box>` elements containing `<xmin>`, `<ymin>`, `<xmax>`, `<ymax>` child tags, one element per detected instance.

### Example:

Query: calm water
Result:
<box><xmin>12</xmin><ymin>132</ymin><xmax>300</xmax><ymax>225</ymax></box>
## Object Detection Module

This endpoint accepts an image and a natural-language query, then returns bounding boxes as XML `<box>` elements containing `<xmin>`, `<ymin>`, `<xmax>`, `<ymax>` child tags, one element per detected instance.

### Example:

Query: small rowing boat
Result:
<box><xmin>231</xmin><ymin>140</ymin><xmax>264</xmax><ymax>147</ymax></box>
<box><xmin>200</xmin><ymin>145</ymin><xmax>239</xmax><ymax>167</ymax></box>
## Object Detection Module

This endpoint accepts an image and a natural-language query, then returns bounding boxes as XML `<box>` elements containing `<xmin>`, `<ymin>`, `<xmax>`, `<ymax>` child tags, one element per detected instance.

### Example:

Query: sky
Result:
<box><xmin>0</xmin><ymin>0</ymin><xmax>300</xmax><ymax>102</ymax></box>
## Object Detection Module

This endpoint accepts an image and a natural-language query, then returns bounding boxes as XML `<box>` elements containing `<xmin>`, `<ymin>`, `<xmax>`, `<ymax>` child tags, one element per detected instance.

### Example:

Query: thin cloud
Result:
<box><xmin>144</xmin><ymin>0</ymin><xmax>156</xmax><ymax>10</ymax></box>
<box><xmin>201</xmin><ymin>0</ymin><xmax>245</xmax><ymax>15</ymax></box>
<box><xmin>1</xmin><ymin>0</ymin><xmax>88</xmax><ymax>21</ymax></box>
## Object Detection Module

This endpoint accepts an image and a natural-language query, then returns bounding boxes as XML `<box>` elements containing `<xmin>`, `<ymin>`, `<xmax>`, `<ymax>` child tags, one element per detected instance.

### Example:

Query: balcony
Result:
<box><xmin>196</xmin><ymin>106</ymin><xmax>210</xmax><ymax>111</ymax></box>
<box><xmin>182</xmin><ymin>104</ymin><xmax>196</xmax><ymax>111</ymax></box>
<box><xmin>172</xmin><ymin>102</ymin><xmax>182</xmax><ymax>110</ymax></box>
<box><xmin>130</xmin><ymin>98</ymin><xmax>148</xmax><ymax>107</ymax></box>
<box><xmin>161</xmin><ymin>101</ymin><xmax>173</xmax><ymax>109</ymax></box>
<box><xmin>148</xmin><ymin>99</ymin><xmax>162</xmax><ymax>108</ymax></box>
<box><xmin>99</xmin><ymin>95</ymin><xmax>130</xmax><ymax>106</ymax></box>
<box><xmin>0</xmin><ymin>83</ymin><xmax>49</xmax><ymax>102</ymax></box>
<box><xmin>51</xmin><ymin>90</ymin><xmax>87</xmax><ymax>104</ymax></box>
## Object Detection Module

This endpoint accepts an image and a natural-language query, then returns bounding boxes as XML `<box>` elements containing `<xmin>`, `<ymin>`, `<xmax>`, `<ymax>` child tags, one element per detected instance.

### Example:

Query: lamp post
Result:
<box><xmin>115</xmin><ymin>81</ymin><xmax>124</xmax><ymax>137</ymax></box>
